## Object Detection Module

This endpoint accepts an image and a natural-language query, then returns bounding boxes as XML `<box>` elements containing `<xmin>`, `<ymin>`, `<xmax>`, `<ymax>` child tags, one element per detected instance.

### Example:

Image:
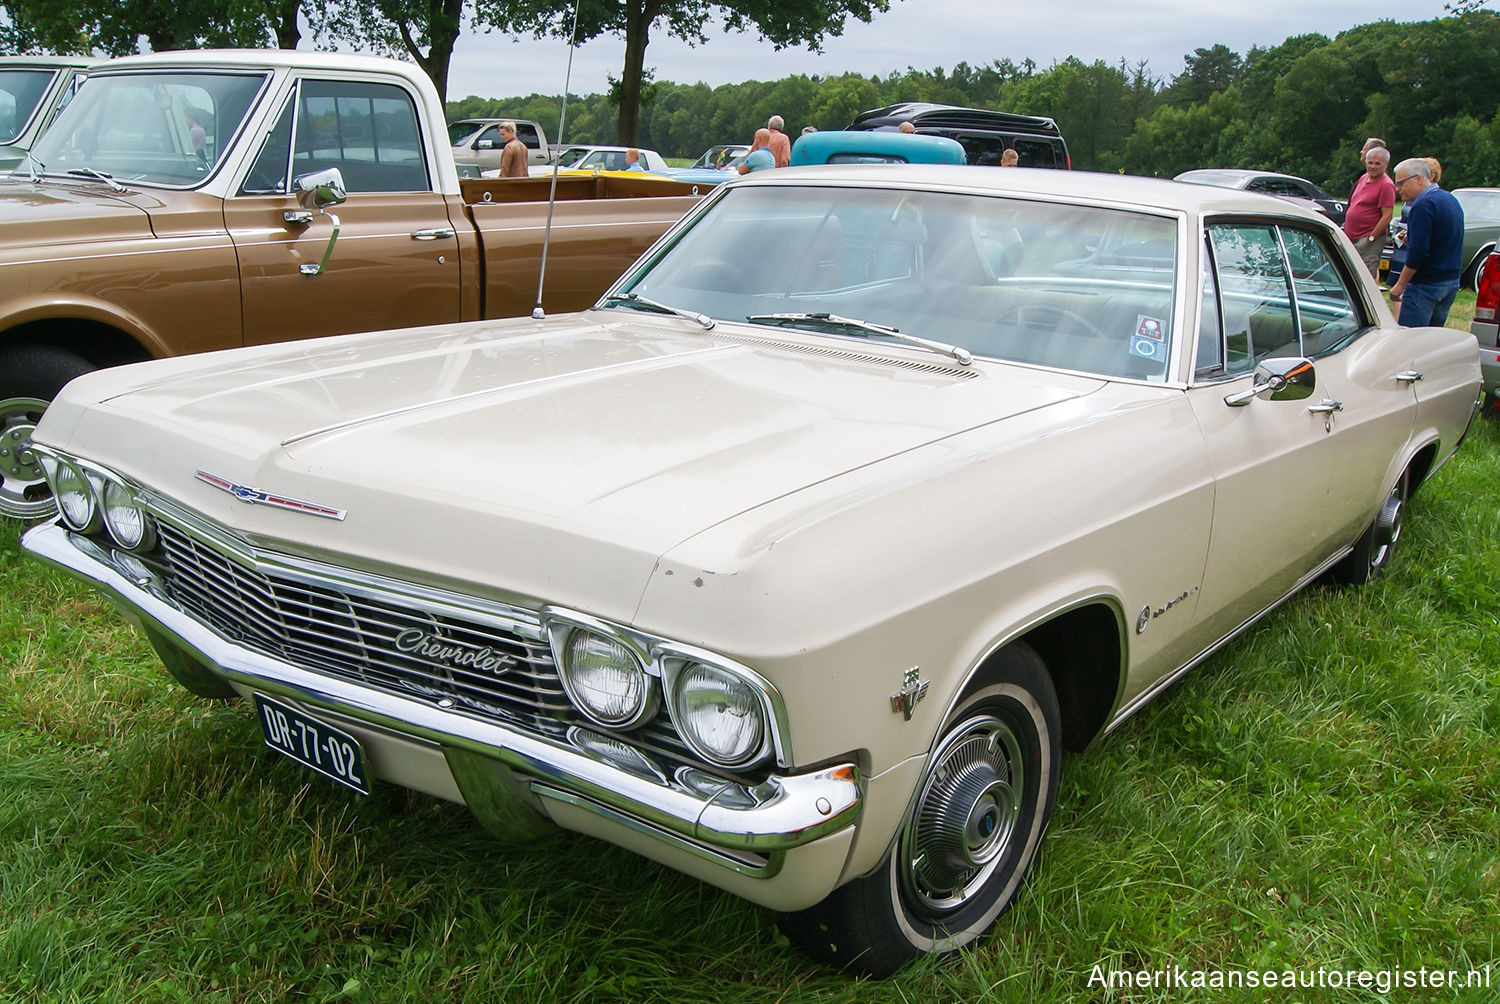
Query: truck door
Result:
<box><xmin>224</xmin><ymin>77</ymin><xmax>462</xmax><ymax>346</ymax></box>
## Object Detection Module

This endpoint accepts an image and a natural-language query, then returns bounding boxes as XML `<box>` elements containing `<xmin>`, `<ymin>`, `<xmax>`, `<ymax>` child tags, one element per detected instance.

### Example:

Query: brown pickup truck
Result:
<box><xmin>0</xmin><ymin>50</ymin><xmax>706</xmax><ymax>519</ymax></box>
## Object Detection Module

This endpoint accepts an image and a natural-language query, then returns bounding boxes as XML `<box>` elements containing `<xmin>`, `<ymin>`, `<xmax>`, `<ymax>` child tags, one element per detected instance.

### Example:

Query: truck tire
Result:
<box><xmin>0</xmin><ymin>344</ymin><xmax>97</xmax><ymax>520</ymax></box>
<box><xmin>779</xmin><ymin>642</ymin><xmax>1061</xmax><ymax>977</ymax></box>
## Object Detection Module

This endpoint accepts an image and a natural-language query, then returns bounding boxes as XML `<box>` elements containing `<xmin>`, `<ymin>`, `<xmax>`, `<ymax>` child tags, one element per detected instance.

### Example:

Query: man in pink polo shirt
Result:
<box><xmin>1344</xmin><ymin>146</ymin><xmax>1396</xmax><ymax>281</ymax></box>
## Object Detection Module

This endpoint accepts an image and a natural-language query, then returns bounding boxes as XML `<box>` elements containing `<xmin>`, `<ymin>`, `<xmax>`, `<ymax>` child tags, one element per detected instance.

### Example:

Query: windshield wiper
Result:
<box><xmin>66</xmin><ymin>167</ymin><xmax>126</xmax><ymax>193</ymax></box>
<box><xmin>601</xmin><ymin>292</ymin><xmax>715</xmax><ymax>330</ymax></box>
<box><xmin>745</xmin><ymin>312</ymin><xmax>972</xmax><ymax>366</ymax></box>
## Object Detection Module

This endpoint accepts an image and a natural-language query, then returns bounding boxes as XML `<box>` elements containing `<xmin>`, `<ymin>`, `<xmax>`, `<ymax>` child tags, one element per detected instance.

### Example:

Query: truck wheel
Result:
<box><xmin>780</xmin><ymin>642</ymin><xmax>1061</xmax><ymax>978</ymax></box>
<box><xmin>0</xmin><ymin>345</ymin><xmax>97</xmax><ymax>520</ymax></box>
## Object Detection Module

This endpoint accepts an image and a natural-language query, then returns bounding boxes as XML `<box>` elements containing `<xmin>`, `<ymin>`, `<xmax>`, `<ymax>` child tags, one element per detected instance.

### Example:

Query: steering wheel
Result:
<box><xmin>996</xmin><ymin>303</ymin><xmax>1108</xmax><ymax>342</ymax></box>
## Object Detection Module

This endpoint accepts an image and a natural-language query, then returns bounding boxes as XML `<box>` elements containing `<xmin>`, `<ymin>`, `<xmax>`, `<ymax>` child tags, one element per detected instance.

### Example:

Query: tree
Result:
<box><xmin>502</xmin><ymin>0</ymin><xmax>892</xmax><ymax>145</ymax></box>
<box><xmin>308</xmin><ymin>0</ymin><xmax>470</xmax><ymax>102</ymax></box>
<box><xmin>0</xmin><ymin>0</ymin><xmax>284</xmax><ymax>54</ymax></box>
<box><xmin>1160</xmin><ymin>43</ymin><xmax>1242</xmax><ymax>108</ymax></box>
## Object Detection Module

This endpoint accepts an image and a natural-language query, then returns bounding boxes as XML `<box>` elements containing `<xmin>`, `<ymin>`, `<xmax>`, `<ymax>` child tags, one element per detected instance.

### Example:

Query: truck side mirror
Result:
<box><xmin>292</xmin><ymin>168</ymin><xmax>347</xmax><ymax>277</ymax></box>
<box><xmin>476</xmin><ymin>139</ymin><xmax>494</xmax><ymax>150</ymax></box>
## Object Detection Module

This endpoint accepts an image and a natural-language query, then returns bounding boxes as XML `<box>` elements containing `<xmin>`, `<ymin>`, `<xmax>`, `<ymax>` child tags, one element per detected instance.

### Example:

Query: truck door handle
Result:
<box><xmin>1396</xmin><ymin>370</ymin><xmax>1424</xmax><ymax>384</ymax></box>
<box><xmin>411</xmin><ymin>228</ymin><xmax>455</xmax><ymax>241</ymax></box>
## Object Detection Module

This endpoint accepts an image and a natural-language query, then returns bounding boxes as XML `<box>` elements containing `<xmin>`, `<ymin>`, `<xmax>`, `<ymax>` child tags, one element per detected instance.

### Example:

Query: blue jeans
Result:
<box><xmin>1398</xmin><ymin>279</ymin><xmax>1460</xmax><ymax>328</ymax></box>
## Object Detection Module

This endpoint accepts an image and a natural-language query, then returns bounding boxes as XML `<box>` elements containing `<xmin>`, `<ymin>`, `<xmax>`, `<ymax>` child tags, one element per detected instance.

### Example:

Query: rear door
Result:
<box><xmin>224</xmin><ymin>75</ymin><xmax>463</xmax><ymax>346</ymax></box>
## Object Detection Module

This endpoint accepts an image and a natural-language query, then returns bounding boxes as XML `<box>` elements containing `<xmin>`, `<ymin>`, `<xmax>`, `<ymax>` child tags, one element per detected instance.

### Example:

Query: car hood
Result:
<box><xmin>0</xmin><ymin>178</ymin><xmax>153</xmax><ymax>245</ymax></box>
<box><xmin>41</xmin><ymin>312</ymin><xmax>1102</xmax><ymax>616</ymax></box>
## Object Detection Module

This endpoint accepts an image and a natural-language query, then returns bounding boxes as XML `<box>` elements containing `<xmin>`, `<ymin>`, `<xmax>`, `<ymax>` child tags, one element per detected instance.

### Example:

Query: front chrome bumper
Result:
<box><xmin>22</xmin><ymin>521</ymin><xmax>862</xmax><ymax>876</ymax></box>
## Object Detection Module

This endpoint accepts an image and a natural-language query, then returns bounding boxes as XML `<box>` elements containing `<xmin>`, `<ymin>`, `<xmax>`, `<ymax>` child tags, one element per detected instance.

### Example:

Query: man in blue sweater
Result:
<box><xmin>1386</xmin><ymin>157</ymin><xmax>1465</xmax><ymax>327</ymax></box>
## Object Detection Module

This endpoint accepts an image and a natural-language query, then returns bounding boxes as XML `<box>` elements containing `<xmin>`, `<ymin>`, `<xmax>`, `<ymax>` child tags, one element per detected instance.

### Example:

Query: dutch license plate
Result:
<box><xmin>254</xmin><ymin>693</ymin><xmax>370</xmax><ymax>795</ymax></box>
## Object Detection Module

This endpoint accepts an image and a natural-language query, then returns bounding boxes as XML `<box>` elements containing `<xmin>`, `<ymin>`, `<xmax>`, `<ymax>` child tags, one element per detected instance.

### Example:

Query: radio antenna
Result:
<box><xmin>532</xmin><ymin>0</ymin><xmax>584</xmax><ymax>320</ymax></box>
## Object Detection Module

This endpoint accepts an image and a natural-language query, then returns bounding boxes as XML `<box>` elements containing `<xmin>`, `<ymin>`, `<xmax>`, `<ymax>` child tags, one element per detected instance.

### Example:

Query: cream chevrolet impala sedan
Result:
<box><xmin>21</xmin><ymin>167</ymin><xmax>1481</xmax><ymax>975</ymax></box>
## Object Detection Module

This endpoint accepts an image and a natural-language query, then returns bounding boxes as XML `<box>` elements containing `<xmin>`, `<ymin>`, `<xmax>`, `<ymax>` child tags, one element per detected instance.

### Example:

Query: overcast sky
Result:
<box><xmin>444</xmin><ymin>0</ymin><xmax>1453</xmax><ymax>103</ymax></box>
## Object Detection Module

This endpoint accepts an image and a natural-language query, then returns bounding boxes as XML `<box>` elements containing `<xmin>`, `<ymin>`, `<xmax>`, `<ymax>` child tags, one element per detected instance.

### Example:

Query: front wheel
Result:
<box><xmin>0</xmin><ymin>344</ymin><xmax>97</xmax><ymax>521</ymax></box>
<box><xmin>780</xmin><ymin>642</ymin><xmax>1061</xmax><ymax>977</ymax></box>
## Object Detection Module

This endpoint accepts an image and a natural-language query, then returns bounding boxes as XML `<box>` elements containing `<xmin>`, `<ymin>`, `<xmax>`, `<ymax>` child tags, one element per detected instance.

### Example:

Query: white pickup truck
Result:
<box><xmin>0</xmin><ymin>54</ymin><xmax>92</xmax><ymax>172</ymax></box>
<box><xmin>448</xmin><ymin>117</ymin><xmax>553</xmax><ymax>176</ymax></box>
<box><xmin>0</xmin><ymin>50</ymin><xmax>706</xmax><ymax>520</ymax></box>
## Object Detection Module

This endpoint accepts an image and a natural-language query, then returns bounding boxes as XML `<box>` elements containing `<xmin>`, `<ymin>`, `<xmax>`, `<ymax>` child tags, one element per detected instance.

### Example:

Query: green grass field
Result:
<box><xmin>3</xmin><ymin>319</ymin><xmax>1496</xmax><ymax>1002</ymax></box>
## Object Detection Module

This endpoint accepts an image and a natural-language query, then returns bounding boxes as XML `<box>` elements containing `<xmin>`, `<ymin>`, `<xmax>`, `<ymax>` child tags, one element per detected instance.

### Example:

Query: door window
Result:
<box><xmin>243</xmin><ymin>79</ymin><xmax>430</xmax><ymax>194</ymax></box>
<box><xmin>1197</xmin><ymin>222</ymin><xmax>1368</xmax><ymax>378</ymax></box>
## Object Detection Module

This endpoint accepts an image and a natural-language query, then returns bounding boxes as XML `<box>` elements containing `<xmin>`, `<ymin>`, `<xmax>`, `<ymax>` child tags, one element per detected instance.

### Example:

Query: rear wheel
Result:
<box><xmin>780</xmin><ymin>642</ymin><xmax>1060</xmax><ymax>978</ymax></box>
<box><xmin>1328</xmin><ymin>469</ymin><xmax>1408</xmax><ymax>585</ymax></box>
<box><xmin>0</xmin><ymin>344</ymin><xmax>96</xmax><ymax>520</ymax></box>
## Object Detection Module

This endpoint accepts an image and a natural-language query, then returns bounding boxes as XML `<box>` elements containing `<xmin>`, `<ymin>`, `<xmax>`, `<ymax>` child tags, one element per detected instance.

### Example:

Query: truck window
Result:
<box><xmin>286</xmin><ymin>79</ymin><xmax>430</xmax><ymax>193</ymax></box>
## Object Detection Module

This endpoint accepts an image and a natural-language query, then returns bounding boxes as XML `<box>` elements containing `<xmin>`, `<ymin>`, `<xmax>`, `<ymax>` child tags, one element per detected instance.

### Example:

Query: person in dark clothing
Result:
<box><xmin>1387</xmin><ymin>158</ymin><xmax>1465</xmax><ymax>328</ymax></box>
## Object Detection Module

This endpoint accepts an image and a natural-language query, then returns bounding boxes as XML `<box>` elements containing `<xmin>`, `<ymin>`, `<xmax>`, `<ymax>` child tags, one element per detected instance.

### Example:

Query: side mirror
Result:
<box><xmin>476</xmin><ymin>139</ymin><xmax>494</xmax><ymax>150</ymax></box>
<box><xmin>292</xmin><ymin>168</ymin><xmax>347</xmax><ymax>277</ymax></box>
<box><xmin>1224</xmin><ymin>357</ymin><xmax>1316</xmax><ymax>407</ymax></box>
<box><xmin>294</xmin><ymin>168</ymin><xmax>347</xmax><ymax>212</ymax></box>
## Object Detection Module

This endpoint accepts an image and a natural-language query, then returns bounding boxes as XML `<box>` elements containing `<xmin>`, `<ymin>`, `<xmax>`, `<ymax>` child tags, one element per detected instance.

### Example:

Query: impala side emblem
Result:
<box><xmin>195</xmin><ymin>470</ymin><xmax>347</xmax><ymax>520</ymax></box>
<box><xmin>890</xmin><ymin>666</ymin><xmax>930</xmax><ymax>721</ymax></box>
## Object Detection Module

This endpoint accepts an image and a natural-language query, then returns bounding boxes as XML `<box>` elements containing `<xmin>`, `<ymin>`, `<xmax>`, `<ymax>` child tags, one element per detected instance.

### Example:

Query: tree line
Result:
<box><xmin>452</xmin><ymin>12</ymin><xmax>1500</xmax><ymax>192</ymax></box>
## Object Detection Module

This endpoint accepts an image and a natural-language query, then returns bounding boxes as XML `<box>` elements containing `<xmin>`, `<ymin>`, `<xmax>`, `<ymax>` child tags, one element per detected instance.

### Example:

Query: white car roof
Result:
<box><xmin>733</xmin><ymin>165</ymin><xmax>1332</xmax><ymax>221</ymax></box>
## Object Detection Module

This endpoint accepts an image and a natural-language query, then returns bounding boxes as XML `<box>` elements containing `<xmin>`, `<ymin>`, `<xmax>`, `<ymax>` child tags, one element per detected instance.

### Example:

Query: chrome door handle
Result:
<box><xmin>1309</xmin><ymin>398</ymin><xmax>1343</xmax><ymax>432</ymax></box>
<box><xmin>1396</xmin><ymin>370</ymin><xmax>1424</xmax><ymax>383</ymax></box>
<box><xmin>411</xmin><ymin>228</ymin><xmax>456</xmax><ymax>241</ymax></box>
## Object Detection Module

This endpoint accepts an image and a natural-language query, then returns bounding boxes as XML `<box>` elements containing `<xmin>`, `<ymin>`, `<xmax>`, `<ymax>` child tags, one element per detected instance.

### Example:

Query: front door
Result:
<box><xmin>1188</xmin><ymin>221</ymin><xmax>1414</xmax><ymax>636</ymax></box>
<box><xmin>225</xmin><ymin>76</ymin><xmax>463</xmax><ymax>346</ymax></box>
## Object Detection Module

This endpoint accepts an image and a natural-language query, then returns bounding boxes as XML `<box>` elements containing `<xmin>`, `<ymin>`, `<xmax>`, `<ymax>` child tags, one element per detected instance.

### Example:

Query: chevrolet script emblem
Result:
<box><xmin>195</xmin><ymin>470</ymin><xmax>347</xmax><ymax>520</ymax></box>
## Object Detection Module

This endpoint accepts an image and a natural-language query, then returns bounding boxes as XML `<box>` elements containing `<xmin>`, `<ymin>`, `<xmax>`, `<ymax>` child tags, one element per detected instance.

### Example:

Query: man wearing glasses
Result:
<box><xmin>1386</xmin><ymin>159</ymin><xmax>1464</xmax><ymax>327</ymax></box>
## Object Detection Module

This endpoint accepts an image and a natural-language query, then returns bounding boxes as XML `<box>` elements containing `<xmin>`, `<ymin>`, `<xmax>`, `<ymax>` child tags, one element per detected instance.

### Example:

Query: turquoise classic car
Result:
<box><xmin>789</xmin><ymin>129</ymin><xmax>967</xmax><ymax>166</ymax></box>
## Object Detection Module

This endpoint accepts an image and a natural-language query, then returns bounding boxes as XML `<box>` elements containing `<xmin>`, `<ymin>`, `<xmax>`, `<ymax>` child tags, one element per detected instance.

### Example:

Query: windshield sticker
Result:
<box><xmin>1130</xmin><ymin>315</ymin><xmax>1168</xmax><ymax>362</ymax></box>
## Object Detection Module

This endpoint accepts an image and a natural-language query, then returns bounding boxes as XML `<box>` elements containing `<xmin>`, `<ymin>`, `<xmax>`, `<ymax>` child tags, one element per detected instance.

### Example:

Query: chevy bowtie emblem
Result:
<box><xmin>195</xmin><ymin>470</ymin><xmax>346</xmax><ymax>520</ymax></box>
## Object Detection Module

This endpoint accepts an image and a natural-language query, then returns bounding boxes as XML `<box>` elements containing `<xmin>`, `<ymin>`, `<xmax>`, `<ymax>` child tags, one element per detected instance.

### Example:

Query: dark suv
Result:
<box><xmin>847</xmin><ymin>102</ymin><xmax>1070</xmax><ymax>169</ymax></box>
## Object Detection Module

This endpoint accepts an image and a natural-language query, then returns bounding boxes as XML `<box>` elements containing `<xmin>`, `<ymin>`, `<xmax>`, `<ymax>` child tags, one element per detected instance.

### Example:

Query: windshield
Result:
<box><xmin>448</xmin><ymin>121</ymin><xmax>485</xmax><ymax>145</ymax></box>
<box><xmin>28</xmin><ymin>70</ymin><xmax>267</xmax><ymax>186</ymax></box>
<box><xmin>1455</xmin><ymin>189</ymin><xmax>1500</xmax><ymax>222</ymax></box>
<box><xmin>618</xmin><ymin>185</ymin><xmax>1180</xmax><ymax>381</ymax></box>
<box><xmin>0</xmin><ymin>68</ymin><xmax>59</xmax><ymax>145</ymax></box>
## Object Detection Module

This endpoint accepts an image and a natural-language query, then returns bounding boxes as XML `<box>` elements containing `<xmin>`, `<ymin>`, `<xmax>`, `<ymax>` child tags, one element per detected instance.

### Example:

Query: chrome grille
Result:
<box><xmin>152</xmin><ymin>520</ymin><xmax>691</xmax><ymax>759</ymax></box>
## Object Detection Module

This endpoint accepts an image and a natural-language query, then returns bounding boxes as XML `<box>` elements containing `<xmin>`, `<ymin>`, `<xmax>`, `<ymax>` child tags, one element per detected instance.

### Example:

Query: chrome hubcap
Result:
<box><xmin>901</xmin><ymin>714</ymin><xmax>1023</xmax><ymax>915</ymax></box>
<box><xmin>1370</xmin><ymin>486</ymin><xmax>1404</xmax><ymax>571</ymax></box>
<box><xmin>0</xmin><ymin>396</ymin><xmax>54</xmax><ymax>520</ymax></box>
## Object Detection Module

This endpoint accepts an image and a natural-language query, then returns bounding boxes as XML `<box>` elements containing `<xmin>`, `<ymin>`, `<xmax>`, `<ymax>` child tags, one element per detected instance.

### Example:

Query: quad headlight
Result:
<box><xmin>39</xmin><ymin>451</ymin><xmax>158</xmax><ymax>551</ymax></box>
<box><xmin>51</xmin><ymin>457</ymin><xmax>101</xmax><ymax>533</ymax></box>
<box><xmin>548</xmin><ymin>618</ymin><xmax>657</xmax><ymax>729</ymax></box>
<box><xmin>101</xmin><ymin>479</ymin><xmax>157</xmax><ymax>551</ymax></box>
<box><xmin>666</xmin><ymin>659</ymin><xmax>767</xmax><ymax>767</ymax></box>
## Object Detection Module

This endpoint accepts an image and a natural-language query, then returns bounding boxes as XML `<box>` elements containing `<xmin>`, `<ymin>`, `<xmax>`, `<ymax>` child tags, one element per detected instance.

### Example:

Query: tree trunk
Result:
<box><xmin>401</xmin><ymin>0</ymin><xmax>464</xmax><ymax>105</ymax></box>
<box><xmin>273</xmin><ymin>0</ymin><xmax>301</xmax><ymax>48</ymax></box>
<box><xmin>615</xmin><ymin>0</ymin><xmax>659</xmax><ymax>145</ymax></box>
